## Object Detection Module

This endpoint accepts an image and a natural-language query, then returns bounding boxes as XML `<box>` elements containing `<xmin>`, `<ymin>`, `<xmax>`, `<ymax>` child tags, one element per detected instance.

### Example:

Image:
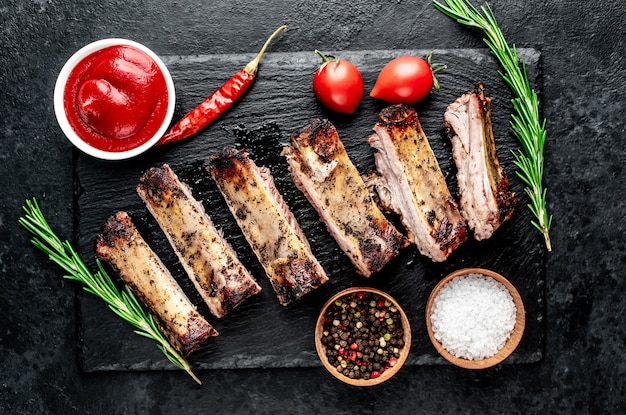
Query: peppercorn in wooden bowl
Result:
<box><xmin>315</xmin><ymin>287</ymin><xmax>411</xmax><ymax>386</ymax></box>
<box><xmin>425</xmin><ymin>268</ymin><xmax>525</xmax><ymax>369</ymax></box>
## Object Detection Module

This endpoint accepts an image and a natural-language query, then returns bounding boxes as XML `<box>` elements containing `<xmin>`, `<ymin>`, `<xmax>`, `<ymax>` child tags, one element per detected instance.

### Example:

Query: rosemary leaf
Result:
<box><xmin>19</xmin><ymin>198</ymin><xmax>202</xmax><ymax>384</ymax></box>
<box><xmin>434</xmin><ymin>0</ymin><xmax>552</xmax><ymax>251</ymax></box>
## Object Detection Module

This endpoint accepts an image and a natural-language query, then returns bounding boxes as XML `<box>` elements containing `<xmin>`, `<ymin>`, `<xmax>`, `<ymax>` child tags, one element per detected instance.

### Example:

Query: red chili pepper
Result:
<box><xmin>156</xmin><ymin>25</ymin><xmax>287</xmax><ymax>145</ymax></box>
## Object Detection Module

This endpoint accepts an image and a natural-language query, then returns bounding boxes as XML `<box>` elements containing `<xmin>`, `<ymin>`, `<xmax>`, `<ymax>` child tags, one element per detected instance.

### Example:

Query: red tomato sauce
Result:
<box><xmin>63</xmin><ymin>45</ymin><xmax>169</xmax><ymax>152</ymax></box>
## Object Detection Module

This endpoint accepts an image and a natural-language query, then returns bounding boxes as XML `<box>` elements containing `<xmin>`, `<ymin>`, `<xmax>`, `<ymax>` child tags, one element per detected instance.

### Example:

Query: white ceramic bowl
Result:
<box><xmin>53</xmin><ymin>38</ymin><xmax>175</xmax><ymax>160</ymax></box>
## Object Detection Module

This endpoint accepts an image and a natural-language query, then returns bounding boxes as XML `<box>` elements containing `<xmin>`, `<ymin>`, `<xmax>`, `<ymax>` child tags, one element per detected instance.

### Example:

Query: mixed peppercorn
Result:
<box><xmin>320</xmin><ymin>291</ymin><xmax>405</xmax><ymax>380</ymax></box>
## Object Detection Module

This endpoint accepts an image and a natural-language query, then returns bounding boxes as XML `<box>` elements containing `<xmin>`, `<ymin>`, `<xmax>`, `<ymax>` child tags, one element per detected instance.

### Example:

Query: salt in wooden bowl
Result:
<box><xmin>425</xmin><ymin>268</ymin><xmax>525</xmax><ymax>369</ymax></box>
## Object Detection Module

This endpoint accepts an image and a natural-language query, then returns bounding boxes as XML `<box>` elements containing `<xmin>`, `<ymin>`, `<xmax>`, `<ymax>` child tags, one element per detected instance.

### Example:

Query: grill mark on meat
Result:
<box><xmin>282</xmin><ymin>119</ymin><xmax>407</xmax><ymax>277</ymax></box>
<box><xmin>209</xmin><ymin>147</ymin><xmax>328</xmax><ymax>306</ymax></box>
<box><xmin>137</xmin><ymin>164</ymin><xmax>261</xmax><ymax>318</ymax></box>
<box><xmin>367</xmin><ymin>104</ymin><xmax>467</xmax><ymax>262</ymax></box>
<box><xmin>443</xmin><ymin>83</ymin><xmax>516</xmax><ymax>240</ymax></box>
<box><xmin>95</xmin><ymin>211</ymin><xmax>217</xmax><ymax>356</ymax></box>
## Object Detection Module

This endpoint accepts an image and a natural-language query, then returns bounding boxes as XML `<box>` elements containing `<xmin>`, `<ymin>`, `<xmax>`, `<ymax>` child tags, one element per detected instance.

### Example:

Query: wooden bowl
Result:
<box><xmin>425</xmin><ymin>268</ymin><xmax>525</xmax><ymax>369</ymax></box>
<box><xmin>315</xmin><ymin>287</ymin><xmax>411</xmax><ymax>386</ymax></box>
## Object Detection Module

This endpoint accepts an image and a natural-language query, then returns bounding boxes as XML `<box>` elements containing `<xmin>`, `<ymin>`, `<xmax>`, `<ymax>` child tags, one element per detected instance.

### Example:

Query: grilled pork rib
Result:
<box><xmin>444</xmin><ymin>84</ymin><xmax>516</xmax><ymax>240</ymax></box>
<box><xmin>282</xmin><ymin>119</ymin><xmax>407</xmax><ymax>277</ymax></box>
<box><xmin>137</xmin><ymin>164</ymin><xmax>261</xmax><ymax>318</ymax></box>
<box><xmin>95</xmin><ymin>211</ymin><xmax>217</xmax><ymax>356</ymax></box>
<box><xmin>368</xmin><ymin>104</ymin><xmax>467</xmax><ymax>262</ymax></box>
<box><xmin>209</xmin><ymin>147</ymin><xmax>329</xmax><ymax>306</ymax></box>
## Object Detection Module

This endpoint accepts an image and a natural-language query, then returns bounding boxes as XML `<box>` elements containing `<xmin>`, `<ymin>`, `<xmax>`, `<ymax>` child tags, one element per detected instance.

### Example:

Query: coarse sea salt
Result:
<box><xmin>430</xmin><ymin>273</ymin><xmax>516</xmax><ymax>361</ymax></box>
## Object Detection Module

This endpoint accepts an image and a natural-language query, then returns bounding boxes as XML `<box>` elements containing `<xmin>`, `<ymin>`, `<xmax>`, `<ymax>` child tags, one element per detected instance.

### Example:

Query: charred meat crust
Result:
<box><xmin>95</xmin><ymin>211</ymin><xmax>217</xmax><ymax>356</ymax></box>
<box><xmin>209</xmin><ymin>147</ymin><xmax>328</xmax><ymax>306</ymax></box>
<box><xmin>96</xmin><ymin>212</ymin><xmax>135</xmax><ymax>245</ymax></box>
<box><xmin>270</xmin><ymin>257</ymin><xmax>324</xmax><ymax>305</ymax></box>
<box><xmin>137</xmin><ymin>164</ymin><xmax>261</xmax><ymax>318</ymax></box>
<box><xmin>207</xmin><ymin>146</ymin><xmax>249</xmax><ymax>177</ymax></box>
<box><xmin>283</xmin><ymin>119</ymin><xmax>407</xmax><ymax>277</ymax></box>
<box><xmin>136</xmin><ymin>164</ymin><xmax>184</xmax><ymax>202</ymax></box>
<box><xmin>473</xmin><ymin>84</ymin><xmax>516</xmax><ymax>215</ymax></box>
<box><xmin>443</xmin><ymin>83</ymin><xmax>516</xmax><ymax>240</ymax></box>
<box><xmin>495</xmin><ymin>178</ymin><xmax>516</xmax><ymax>222</ymax></box>
<box><xmin>376</xmin><ymin>103</ymin><xmax>418</xmax><ymax>127</ymax></box>
<box><xmin>368</xmin><ymin>104</ymin><xmax>467</xmax><ymax>262</ymax></box>
<box><xmin>474</xmin><ymin>84</ymin><xmax>516</xmax><ymax>223</ymax></box>
<box><xmin>292</xmin><ymin>118</ymin><xmax>341</xmax><ymax>165</ymax></box>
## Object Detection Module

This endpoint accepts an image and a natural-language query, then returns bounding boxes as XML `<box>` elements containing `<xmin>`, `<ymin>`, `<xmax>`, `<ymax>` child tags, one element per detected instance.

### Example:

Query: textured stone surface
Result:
<box><xmin>1</xmin><ymin>0</ymin><xmax>624</xmax><ymax>413</ymax></box>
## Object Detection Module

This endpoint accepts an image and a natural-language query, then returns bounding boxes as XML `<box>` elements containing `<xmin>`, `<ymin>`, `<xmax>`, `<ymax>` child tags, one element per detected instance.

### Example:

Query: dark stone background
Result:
<box><xmin>1</xmin><ymin>0</ymin><xmax>624</xmax><ymax>413</ymax></box>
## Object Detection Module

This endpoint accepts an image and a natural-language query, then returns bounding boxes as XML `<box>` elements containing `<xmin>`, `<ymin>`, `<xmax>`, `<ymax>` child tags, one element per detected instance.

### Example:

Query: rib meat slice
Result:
<box><xmin>137</xmin><ymin>164</ymin><xmax>261</xmax><ymax>318</ymax></box>
<box><xmin>444</xmin><ymin>83</ymin><xmax>516</xmax><ymax>240</ymax></box>
<box><xmin>282</xmin><ymin>119</ymin><xmax>407</xmax><ymax>277</ymax></box>
<box><xmin>208</xmin><ymin>147</ymin><xmax>328</xmax><ymax>306</ymax></box>
<box><xmin>368</xmin><ymin>104</ymin><xmax>467</xmax><ymax>262</ymax></box>
<box><xmin>95</xmin><ymin>211</ymin><xmax>218</xmax><ymax>356</ymax></box>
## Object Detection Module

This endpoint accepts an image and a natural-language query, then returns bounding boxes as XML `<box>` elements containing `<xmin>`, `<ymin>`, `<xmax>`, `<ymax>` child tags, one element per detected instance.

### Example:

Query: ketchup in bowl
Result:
<box><xmin>54</xmin><ymin>39</ymin><xmax>175</xmax><ymax>160</ymax></box>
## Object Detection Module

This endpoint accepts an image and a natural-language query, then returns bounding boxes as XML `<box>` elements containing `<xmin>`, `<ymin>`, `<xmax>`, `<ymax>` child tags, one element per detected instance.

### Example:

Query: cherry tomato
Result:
<box><xmin>370</xmin><ymin>54</ymin><xmax>443</xmax><ymax>104</ymax></box>
<box><xmin>313</xmin><ymin>50</ymin><xmax>363</xmax><ymax>114</ymax></box>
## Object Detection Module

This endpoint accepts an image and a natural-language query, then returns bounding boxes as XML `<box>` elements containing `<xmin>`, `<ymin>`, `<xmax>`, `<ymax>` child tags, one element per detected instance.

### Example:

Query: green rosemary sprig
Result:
<box><xmin>18</xmin><ymin>198</ymin><xmax>202</xmax><ymax>384</ymax></box>
<box><xmin>433</xmin><ymin>0</ymin><xmax>552</xmax><ymax>251</ymax></box>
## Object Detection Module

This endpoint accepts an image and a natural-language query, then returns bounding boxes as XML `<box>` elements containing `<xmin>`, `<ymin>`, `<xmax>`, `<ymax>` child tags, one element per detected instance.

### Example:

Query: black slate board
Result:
<box><xmin>74</xmin><ymin>48</ymin><xmax>545</xmax><ymax>372</ymax></box>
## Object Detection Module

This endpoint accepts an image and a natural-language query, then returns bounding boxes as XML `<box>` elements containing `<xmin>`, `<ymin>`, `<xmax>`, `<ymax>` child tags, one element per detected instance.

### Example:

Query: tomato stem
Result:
<box><xmin>315</xmin><ymin>49</ymin><xmax>340</xmax><ymax>69</ymax></box>
<box><xmin>426</xmin><ymin>52</ymin><xmax>447</xmax><ymax>93</ymax></box>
